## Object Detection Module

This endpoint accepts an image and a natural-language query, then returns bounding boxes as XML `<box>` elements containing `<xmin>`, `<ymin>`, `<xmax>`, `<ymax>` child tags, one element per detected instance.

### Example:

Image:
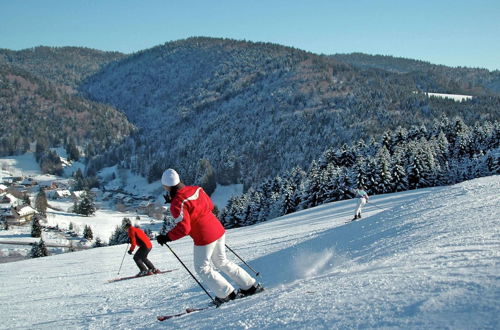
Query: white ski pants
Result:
<box><xmin>193</xmin><ymin>234</ymin><xmax>256</xmax><ymax>298</ymax></box>
<box><xmin>355</xmin><ymin>197</ymin><xmax>367</xmax><ymax>217</ymax></box>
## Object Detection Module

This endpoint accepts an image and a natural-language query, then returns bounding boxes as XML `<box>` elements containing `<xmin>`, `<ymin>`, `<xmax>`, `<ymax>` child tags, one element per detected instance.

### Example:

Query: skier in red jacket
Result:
<box><xmin>123</xmin><ymin>218</ymin><xmax>159</xmax><ymax>276</ymax></box>
<box><xmin>156</xmin><ymin>169</ymin><xmax>263</xmax><ymax>305</ymax></box>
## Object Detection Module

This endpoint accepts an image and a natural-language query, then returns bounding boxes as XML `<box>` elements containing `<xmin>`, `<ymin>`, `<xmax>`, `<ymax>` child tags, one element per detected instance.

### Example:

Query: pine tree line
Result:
<box><xmin>220</xmin><ymin>116</ymin><xmax>499</xmax><ymax>228</ymax></box>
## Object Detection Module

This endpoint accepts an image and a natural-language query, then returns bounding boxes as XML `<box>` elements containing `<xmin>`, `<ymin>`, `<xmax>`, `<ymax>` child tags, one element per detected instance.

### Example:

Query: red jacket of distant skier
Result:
<box><xmin>167</xmin><ymin>186</ymin><xmax>225</xmax><ymax>246</ymax></box>
<box><xmin>128</xmin><ymin>226</ymin><xmax>152</xmax><ymax>251</ymax></box>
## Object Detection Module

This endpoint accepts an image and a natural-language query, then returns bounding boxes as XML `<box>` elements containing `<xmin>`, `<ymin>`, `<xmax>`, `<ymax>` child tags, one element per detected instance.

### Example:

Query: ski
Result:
<box><xmin>157</xmin><ymin>284</ymin><xmax>265</xmax><ymax>321</ymax></box>
<box><xmin>157</xmin><ymin>306</ymin><xmax>211</xmax><ymax>321</ymax></box>
<box><xmin>107</xmin><ymin>269</ymin><xmax>176</xmax><ymax>283</ymax></box>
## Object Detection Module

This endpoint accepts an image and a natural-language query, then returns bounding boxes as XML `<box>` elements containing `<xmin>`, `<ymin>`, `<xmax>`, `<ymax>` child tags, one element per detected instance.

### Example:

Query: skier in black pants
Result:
<box><xmin>123</xmin><ymin>219</ymin><xmax>159</xmax><ymax>276</ymax></box>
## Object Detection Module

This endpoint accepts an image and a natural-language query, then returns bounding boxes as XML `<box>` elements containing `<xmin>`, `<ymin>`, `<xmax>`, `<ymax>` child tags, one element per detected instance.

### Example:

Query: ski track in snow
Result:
<box><xmin>0</xmin><ymin>176</ymin><xmax>499</xmax><ymax>329</ymax></box>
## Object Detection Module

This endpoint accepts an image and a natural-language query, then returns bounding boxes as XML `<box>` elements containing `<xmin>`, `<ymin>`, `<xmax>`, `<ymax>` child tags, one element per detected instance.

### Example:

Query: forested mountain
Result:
<box><xmin>80</xmin><ymin>37</ymin><xmax>500</xmax><ymax>189</ymax></box>
<box><xmin>0</xmin><ymin>64</ymin><xmax>135</xmax><ymax>158</ymax></box>
<box><xmin>331</xmin><ymin>53</ymin><xmax>500</xmax><ymax>95</ymax></box>
<box><xmin>0</xmin><ymin>46</ymin><xmax>125</xmax><ymax>91</ymax></box>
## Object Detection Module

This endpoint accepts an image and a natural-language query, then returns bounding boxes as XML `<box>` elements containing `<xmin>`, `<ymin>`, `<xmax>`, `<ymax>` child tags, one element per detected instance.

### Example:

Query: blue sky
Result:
<box><xmin>1</xmin><ymin>0</ymin><xmax>499</xmax><ymax>70</ymax></box>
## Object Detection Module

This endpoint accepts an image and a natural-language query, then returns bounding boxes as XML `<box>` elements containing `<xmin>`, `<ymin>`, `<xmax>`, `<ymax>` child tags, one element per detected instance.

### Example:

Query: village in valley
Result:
<box><xmin>0</xmin><ymin>151</ymin><xmax>169</xmax><ymax>263</ymax></box>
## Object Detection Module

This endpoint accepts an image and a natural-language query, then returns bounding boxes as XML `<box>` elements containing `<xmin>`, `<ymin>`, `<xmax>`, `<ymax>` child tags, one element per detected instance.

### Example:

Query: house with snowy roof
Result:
<box><xmin>2</xmin><ymin>205</ymin><xmax>37</xmax><ymax>225</ymax></box>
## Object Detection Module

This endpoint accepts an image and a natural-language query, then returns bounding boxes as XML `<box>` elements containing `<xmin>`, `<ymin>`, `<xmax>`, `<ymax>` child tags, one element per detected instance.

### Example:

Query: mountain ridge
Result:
<box><xmin>79</xmin><ymin>37</ymin><xmax>499</xmax><ymax>188</ymax></box>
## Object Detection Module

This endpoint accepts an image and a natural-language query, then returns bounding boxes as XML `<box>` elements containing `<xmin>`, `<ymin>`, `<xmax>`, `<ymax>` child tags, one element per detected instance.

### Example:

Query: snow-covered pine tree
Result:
<box><xmin>338</xmin><ymin>143</ymin><xmax>356</xmax><ymax>167</ymax></box>
<box><xmin>29</xmin><ymin>242</ymin><xmax>41</xmax><ymax>258</ymax></box>
<box><xmin>391</xmin><ymin>127</ymin><xmax>408</xmax><ymax>150</ymax></box>
<box><xmin>77</xmin><ymin>190</ymin><xmax>95</xmax><ymax>216</ymax></box>
<box><xmin>300</xmin><ymin>160</ymin><xmax>323</xmax><ymax>209</ymax></box>
<box><xmin>376</xmin><ymin>146</ymin><xmax>393</xmax><ymax>193</ymax></box>
<box><xmin>319</xmin><ymin>164</ymin><xmax>341</xmax><ymax>203</ymax></box>
<box><xmin>31</xmin><ymin>214</ymin><xmax>42</xmax><ymax>238</ymax></box>
<box><xmin>30</xmin><ymin>238</ymin><xmax>48</xmax><ymax>258</ymax></box>
<box><xmin>92</xmin><ymin>237</ymin><xmax>104</xmax><ymax>247</ymax></box>
<box><xmin>390</xmin><ymin>147</ymin><xmax>408</xmax><ymax>192</ymax></box>
<box><xmin>83</xmin><ymin>225</ymin><xmax>93</xmax><ymax>240</ymax></box>
<box><xmin>246</xmin><ymin>190</ymin><xmax>264</xmax><ymax>224</ymax></box>
<box><xmin>108</xmin><ymin>219</ymin><xmax>130</xmax><ymax>245</ymax></box>
<box><xmin>38</xmin><ymin>238</ymin><xmax>48</xmax><ymax>257</ymax></box>
<box><xmin>485</xmin><ymin>150</ymin><xmax>500</xmax><ymax>174</ymax></box>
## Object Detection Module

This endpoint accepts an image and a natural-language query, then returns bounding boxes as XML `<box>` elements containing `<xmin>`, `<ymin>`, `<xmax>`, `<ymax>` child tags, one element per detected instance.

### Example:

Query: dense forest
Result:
<box><xmin>0</xmin><ymin>46</ymin><xmax>125</xmax><ymax>91</ymax></box>
<box><xmin>80</xmin><ymin>37</ymin><xmax>500</xmax><ymax>189</ymax></box>
<box><xmin>0</xmin><ymin>64</ymin><xmax>134</xmax><ymax>163</ymax></box>
<box><xmin>0</xmin><ymin>47</ymin><xmax>133</xmax><ymax>173</ymax></box>
<box><xmin>219</xmin><ymin>116</ymin><xmax>499</xmax><ymax>228</ymax></box>
<box><xmin>332</xmin><ymin>53</ymin><xmax>500</xmax><ymax>95</ymax></box>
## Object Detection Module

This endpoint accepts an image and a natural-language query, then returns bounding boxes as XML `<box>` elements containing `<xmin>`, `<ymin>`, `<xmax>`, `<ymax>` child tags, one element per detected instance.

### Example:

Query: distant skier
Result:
<box><xmin>352</xmin><ymin>186</ymin><xmax>369</xmax><ymax>220</ymax></box>
<box><xmin>123</xmin><ymin>219</ymin><xmax>159</xmax><ymax>276</ymax></box>
<box><xmin>156</xmin><ymin>169</ymin><xmax>263</xmax><ymax>305</ymax></box>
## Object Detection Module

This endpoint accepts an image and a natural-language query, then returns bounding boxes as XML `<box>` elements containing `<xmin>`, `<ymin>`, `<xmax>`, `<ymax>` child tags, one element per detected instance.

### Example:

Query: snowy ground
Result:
<box><xmin>0</xmin><ymin>176</ymin><xmax>498</xmax><ymax>329</ymax></box>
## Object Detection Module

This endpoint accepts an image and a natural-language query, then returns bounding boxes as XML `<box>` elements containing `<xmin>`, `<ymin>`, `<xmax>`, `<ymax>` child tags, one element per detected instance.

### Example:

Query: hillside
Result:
<box><xmin>79</xmin><ymin>37</ymin><xmax>500</xmax><ymax>189</ymax></box>
<box><xmin>0</xmin><ymin>46</ymin><xmax>125</xmax><ymax>91</ymax></box>
<box><xmin>332</xmin><ymin>52</ymin><xmax>500</xmax><ymax>95</ymax></box>
<box><xmin>0</xmin><ymin>176</ymin><xmax>498</xmax><ymax>329</ymax></box>
<box><xmin>0</xmin><ymin>65</ymin><xmax>135</xmax><ymax>157</ymax></box>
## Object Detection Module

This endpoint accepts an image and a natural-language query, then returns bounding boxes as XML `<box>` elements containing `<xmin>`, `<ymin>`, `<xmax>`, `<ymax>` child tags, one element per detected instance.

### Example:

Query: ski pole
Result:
<box><xmin>164</xmin><ymin>243</ymin><xmax>217</xmax><ymax>306</ymax></box>
<box><xmin>225</xmin><ymin>244</ymin><xmax>260</xmax><ymax>277</ymax></box>
<box><xmin>117</xmin><ymin>243</ymin><xmax>129</xmax><ymax>275</ymax></box>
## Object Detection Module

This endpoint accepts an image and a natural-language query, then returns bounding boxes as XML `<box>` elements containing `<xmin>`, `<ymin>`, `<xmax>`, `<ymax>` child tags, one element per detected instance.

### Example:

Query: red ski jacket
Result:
<box><xmin>128</xmin><ymin>226</ymin><xmax>152</xmax><ymax>251</ymax></box>
<box><xmin>167</xmin><ymin>185</ymin><xmax>225</xmax><ymax>246</ymax></box>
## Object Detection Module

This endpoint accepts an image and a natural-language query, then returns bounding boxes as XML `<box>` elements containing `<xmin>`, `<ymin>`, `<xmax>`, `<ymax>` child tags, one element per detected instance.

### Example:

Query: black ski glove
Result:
<box><xmin>157</xmin><ymin>234</ymin><xmax>171</xmax><ymax>246</ymax></box>
<box><xmin>127</xmin><ymin>250</ymin><xmax>133</xmax><ymax>255</ymax></box>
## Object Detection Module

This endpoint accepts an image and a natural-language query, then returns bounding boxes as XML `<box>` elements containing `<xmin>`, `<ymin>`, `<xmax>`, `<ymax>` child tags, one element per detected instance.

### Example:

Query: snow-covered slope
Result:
<box><xmin>1</xmin><ymin>176</ymin><xmax>498</xmax><ymax>329</ymax></box>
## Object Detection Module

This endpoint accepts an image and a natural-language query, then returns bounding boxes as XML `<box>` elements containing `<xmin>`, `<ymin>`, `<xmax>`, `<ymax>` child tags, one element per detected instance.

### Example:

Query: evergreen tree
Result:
<box><xmin>29</xmin><ymin>242</ymin><xmax>41</xmax><ymax>258</ymax></box>
<box><xmin>93</xmin><ymin>237</ymin><xmax>104</xmax><ymax>248</ymax></box>
<box><xmin>76</xmin><ymin>190</ymin><xmax>96</xmax><ymax>216</ymax></box>
<box><xmin>35</xmin><ymin>188</ymin><xmax>48</xmax><ymax>215</ymax></box>
<box><xmin>30</xmin><ymin>238</ymin><xmax>48</xmax><ymax>258</ymax></box>
<box><xmin>83</xmin><ymin>225</ymin><xmax>93</xmax><ymax>240</ymax></box>
<box><xmin>38</xmin><ymin>238</ymin><xmax>49</xmax><ymax>257</ymax></box>
<box><xmin>108</xmin><ymin>218</ymin><xmax>130</xmax><ymax>245</ymax></box>
<box><xmin>376</xmin><ymin>146</ymin><xmax>393</xmax><ymax>193</ymax></box>
<box><xmin>301</xmin><ymin>161</ymin><xmax>323</xmax><ymax>209</ymax></box>
<box><xmin>246</xmin><ymin>190</ymin><xmax>264</xmax><ymax>225</ymax></box>
<box><xmin>391</xmin><ymin>159</ymin><xmax>408</xmax><ymax>192</ymax></box>
<box><xmin>31</xmin><ymin>214</ymin><xmax>42</xmax><ymax>238</ymax></box>
<box><xmin>364</xmin><ymin>158</ymin><xmax>380</xmax><ymax>194</ymax></box>
<box><xmin>353</xmin><ymin>157</ymin><xmax>369</xmax><ymax>189</ymax></box>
